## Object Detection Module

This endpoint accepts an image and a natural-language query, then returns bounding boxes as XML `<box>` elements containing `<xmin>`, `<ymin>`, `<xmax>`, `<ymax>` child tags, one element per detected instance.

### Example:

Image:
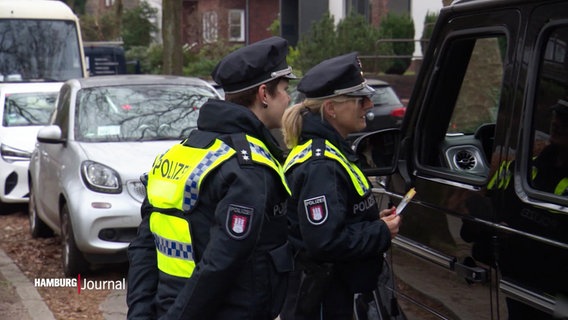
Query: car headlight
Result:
<box><xmin>81</xmin><ymin>161</ymin><xmax>122</xmax><ymax>194</ymax></box>
<box><xmin>1</xmin><ymin>143</ymin><xmax>31</xmax><ymax>162</ymax></box>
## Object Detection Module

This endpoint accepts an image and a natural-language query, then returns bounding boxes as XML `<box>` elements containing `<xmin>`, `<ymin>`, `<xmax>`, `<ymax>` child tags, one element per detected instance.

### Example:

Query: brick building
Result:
<box><xmin>83</xmin><ymin>0</ymin><xmax>410</xmax><ymax>49</ymax></box>
<box><xmin>181</xmin><ymin>0</ymin><xmax>278</xmax><ymax>49</ymax></box>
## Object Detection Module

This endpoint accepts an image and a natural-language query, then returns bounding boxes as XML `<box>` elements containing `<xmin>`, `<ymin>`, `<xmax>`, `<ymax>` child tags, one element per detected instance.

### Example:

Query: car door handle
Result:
<box><xmin>454</xmin><ymin>261</ymin><xmax>488</xmax><ymax>283</ymax></box>
<box><xmin>393</xmin><ymin>236</ymin><xmax>488</xmax><ymax>283</ymax></box>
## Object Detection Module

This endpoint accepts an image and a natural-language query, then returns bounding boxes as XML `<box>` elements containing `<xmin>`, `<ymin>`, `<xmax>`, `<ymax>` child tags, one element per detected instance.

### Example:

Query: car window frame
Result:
<box><xmin>519</xmin><ymin>17</ymin><xmax>568</xmax><ymax>210</ymax></box>
<box><xmin>412</xmin><ymin>26</ymin><xmax>512</xmax><ymax>188</ymax></box>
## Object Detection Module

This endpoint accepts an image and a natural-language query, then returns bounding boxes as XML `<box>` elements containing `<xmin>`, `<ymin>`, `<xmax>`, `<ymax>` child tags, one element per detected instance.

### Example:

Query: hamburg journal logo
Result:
<box><xmin>34</xmin><ymin>274</ymin><xmax>126</xmax><ymax>294</ymax></box>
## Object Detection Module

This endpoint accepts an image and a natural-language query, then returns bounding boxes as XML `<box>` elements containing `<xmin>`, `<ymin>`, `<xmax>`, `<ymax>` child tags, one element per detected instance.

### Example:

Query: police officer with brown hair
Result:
<box><xmin>127</xmin><ymin>36</ymin><xmax>296</xmax><ymax>320</ymax></box>
<box><xmin>279</xmin><ymin>52</ymin><xmax>401</xmax><ymax>320</ymax></box>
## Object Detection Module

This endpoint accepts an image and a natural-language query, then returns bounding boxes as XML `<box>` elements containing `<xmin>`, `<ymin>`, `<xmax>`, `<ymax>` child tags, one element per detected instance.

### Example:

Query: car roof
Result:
<box><xmin>67</xmin><ymin>75</ymin><xmax>213</xmax><ymax>89</ymax></box>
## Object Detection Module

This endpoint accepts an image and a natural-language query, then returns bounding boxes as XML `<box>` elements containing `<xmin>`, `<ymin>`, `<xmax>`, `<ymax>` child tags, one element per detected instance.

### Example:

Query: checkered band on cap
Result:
<box><xmin>183</xmin><ymin>142</ymin><xmax>233</xmax><ymax>211</ymax></box>
<box><xmin>154</xmin><ymin>233</ymin><xmax>193</xmax><ymax>260</ymax></box>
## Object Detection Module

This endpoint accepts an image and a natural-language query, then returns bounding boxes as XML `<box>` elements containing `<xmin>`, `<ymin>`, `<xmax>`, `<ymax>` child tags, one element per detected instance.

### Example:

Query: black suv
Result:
<box><xmin>355</xmin><ymin>0</ymin><xmax>568</xmax><ymax>319</ymax></box>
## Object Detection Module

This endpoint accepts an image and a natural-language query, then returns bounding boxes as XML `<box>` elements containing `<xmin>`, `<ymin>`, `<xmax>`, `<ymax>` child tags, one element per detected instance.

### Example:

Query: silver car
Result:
<box><xmin>28</xmin><ymin>75</ymin><xmax>220</xmax><ymax>276</ymax></box>
<box><xmin>0</xmin><ymin>82</ymin><xmax>60</xmax><ymax>204</ymax></box>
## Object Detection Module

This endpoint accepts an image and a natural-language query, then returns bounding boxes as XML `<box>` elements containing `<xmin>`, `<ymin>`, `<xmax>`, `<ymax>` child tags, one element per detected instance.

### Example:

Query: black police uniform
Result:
<box><xmin>127</xmin><ymin>36</ymin><xmax>294</xmax><ymax>320</ymax></box>
<box><xmin>280</xmin><ymin>53</ymin><xmax>393</xmax><ymax>320</ymax></box>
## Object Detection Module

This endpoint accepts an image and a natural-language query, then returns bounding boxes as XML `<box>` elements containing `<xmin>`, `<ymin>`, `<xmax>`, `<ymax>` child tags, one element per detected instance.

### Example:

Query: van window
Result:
<box><xmin>529</xmin><ymin>26</ymin><xmax>568</xmax><ymax>198</ymax></box>
<box><xmin>418</xmin><ymin>34</ymin><xmax>506</xmax><ymax>182</ymax></box>
<box><xmin>447</xmin><ymin>37</ymin><xmax>503</xmax><ymax>134</ymax></box>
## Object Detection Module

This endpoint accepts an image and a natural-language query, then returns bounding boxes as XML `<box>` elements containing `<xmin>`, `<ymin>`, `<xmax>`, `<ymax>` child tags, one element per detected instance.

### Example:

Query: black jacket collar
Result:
<box><xmin>196</xmin><ymin>99</ymin><xmax>284</xmax><ymax>161</ymax></box>
<box><xmin>300</xmin><ymin>112</ymin><xmax>358</xmax><ymax>162</ymax></box>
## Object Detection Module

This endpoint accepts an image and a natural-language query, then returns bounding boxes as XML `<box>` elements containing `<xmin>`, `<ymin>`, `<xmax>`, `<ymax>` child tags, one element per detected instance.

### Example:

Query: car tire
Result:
<box><xmin>28</xmin><ymin>182</ymin><xmax>53</xmax><ymax>238</ymax></box>
<box><xmin>61</xmin><ymin>203</ymin><xmax>89</xmax><ymax>277</ymax></box>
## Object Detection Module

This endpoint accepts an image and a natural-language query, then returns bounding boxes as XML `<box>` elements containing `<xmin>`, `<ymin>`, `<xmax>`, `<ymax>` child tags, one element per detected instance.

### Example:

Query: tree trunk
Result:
<box><xmin>115</xmin><ymin>0</ymin><xmax>123</xmax><ymax>33</ymax></box>
<box><xmin>162</xmin><ymin>0</ymin><xmax>183</xmax><ymax>75</ymax></box>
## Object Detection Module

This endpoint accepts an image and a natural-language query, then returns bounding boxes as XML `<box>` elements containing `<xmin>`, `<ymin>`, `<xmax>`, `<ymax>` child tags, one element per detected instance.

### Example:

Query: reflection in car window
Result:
<box><xmin>447</xmin><ymin>37</ymin><xmax>504</xmax><ymax>135</ymax></box>
<box><xmin>75</xmin><ymin>85</ymin><xmax>217</xmax><ymax>142</ymax></box>
<box><xmin>0</xmin><ymin>20</ymin><xmax>83</xmax><ymax>81</ymax></box>
<box><xmin>370</xmin><ymin>86</ymin><xmax>402</xmax><ymax>107</ymax></box>
<box><xmin>418</xmin><ymin>34</ymin><xmax>506</xmax><ymax>178</ymax></box>
<box><xmin>529</xmin><ymin>26</ymin><xmax>568</xmax><ymax>197</ymax></box>
<box><xmin>3</xmin><ymin>92</ymin><xmax>57</xmax><ymax>126</ymax></box>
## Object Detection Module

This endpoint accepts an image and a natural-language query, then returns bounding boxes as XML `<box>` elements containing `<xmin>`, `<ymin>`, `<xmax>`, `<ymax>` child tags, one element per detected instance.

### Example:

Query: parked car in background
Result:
<box><xmin>208</xmin><ymin>80</ymin><xmax>225</xmax><ymax>99</ymax></box>
<box><xmin>0</xmin><ymin>83</ymin><xmax>60</xmax><ymax>204</ymax></box>
<box><xmin>28</xmin><ymin>75</ymin><xmax>220</xmax><ymax>276</ymax></box>
<box><xmin>365</xmin><ymin>78</ymin><xmax>406</xmax><ymax>132</ymax></box>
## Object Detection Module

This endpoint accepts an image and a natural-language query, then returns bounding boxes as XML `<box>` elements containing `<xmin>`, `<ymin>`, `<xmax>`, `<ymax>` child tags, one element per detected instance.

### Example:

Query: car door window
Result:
<box><xmin>527</xmin><ymin>25</ymin><xmax>568</xmax><ymax>202</ymax></box>
<box><xmin>417</xmin><ymin>33</ymin><xmax>506</xmax><ymax>184</ymax></box>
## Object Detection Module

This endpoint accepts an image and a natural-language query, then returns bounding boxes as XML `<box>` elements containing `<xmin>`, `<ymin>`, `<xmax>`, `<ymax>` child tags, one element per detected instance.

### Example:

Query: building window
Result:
<box><xmin>203</xmin><ymin>11</ymin><xmax>218</xmax><ymax>43</ymax></box>
<box><xmin>105</xmin><ymin>0</ymin><xmax>115</xmax><ymax>7</ymax></box>
<box><xmin>228</xmin><ymin>10</ymin><xmax>245</xmax><ymax>42</ymax></box>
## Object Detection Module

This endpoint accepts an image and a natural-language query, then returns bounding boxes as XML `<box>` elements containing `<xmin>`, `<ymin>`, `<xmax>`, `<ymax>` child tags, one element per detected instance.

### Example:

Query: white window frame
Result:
<box><xmin>203</xmin><ymin>11</ymin><xmax>218</xmax><ymax>43</ymax></box>
<box><xmin>105</xmin><ymin>0</ymin><xmax>115</xmax><ymax>7</ymax></box>
<box><xmin>228</xmin><ymin>9</ymin><xmax>245</xmax><ymax>42</ymax></box>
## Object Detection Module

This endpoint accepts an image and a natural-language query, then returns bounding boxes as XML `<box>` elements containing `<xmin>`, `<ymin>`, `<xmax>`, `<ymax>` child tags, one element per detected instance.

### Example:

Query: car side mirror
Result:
<box><xmin>352</xmin><ymin>128</ymin><xmax>400</xmax><ymax>176</ymax></box>
<box><xmin>37</xmin><ymin>125</ymin><xmax>65</xmax><ymax>144</ymax></box>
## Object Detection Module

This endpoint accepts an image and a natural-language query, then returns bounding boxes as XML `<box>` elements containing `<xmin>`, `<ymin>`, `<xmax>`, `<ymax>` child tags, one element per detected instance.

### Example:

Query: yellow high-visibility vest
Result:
<box><xmin>284</xmin><ymin>139</ymin><xmax>370</xmax><ymax>196</ymax></box>
<box><xmin>147</xmin><ymin>135</ymin><xmax>289</xmax><ymax>278</ymax></box>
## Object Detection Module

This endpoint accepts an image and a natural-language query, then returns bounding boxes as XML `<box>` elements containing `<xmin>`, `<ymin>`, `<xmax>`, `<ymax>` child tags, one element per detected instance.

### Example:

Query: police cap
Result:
<box><xmin>297</xmin><ymin>52</ymin><xmax>375</xmax><ymax>99</ymax></box>
<box><xmin>211</xmin><ymin>36</ymin><xmax>295</xmax><ymax>94</ymax></box>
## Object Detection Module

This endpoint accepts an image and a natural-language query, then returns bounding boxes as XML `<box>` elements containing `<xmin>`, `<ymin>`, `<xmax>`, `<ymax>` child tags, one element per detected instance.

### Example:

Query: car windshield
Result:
<box><xmin>75</xmin><ymin>84</ymin><xmax>217</xmax><ymax>142</ymax></box>
<box><xmin>370</xmin><ymin>86</ymin><xmax>402</xmax><ymax>107</ymax></box>
<box><xmin>3</xmin><ymin>91</ymin><xmax>57</xmax><ymax>126</ymax></box>
<box><xmin>0</xmin><ymin>20</ymin><xmax>83</xmax><ymax>82</ymax></box>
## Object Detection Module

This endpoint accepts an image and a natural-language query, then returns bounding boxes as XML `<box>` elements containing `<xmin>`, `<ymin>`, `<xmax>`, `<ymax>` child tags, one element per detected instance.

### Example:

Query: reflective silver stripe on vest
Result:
<box><xmin>183</xmin><ymin>143</ymin><xmax>233</xmax><ymax>211</ymax></box>
<box><xmin>325</xmin><ymin>144</ymin><xmax>369</xmax><ymax>194</ymax></box>
<box><xmin>284</xmin><ymin>145</ymin><xmax>311</xmax><ymax>171</ymax></box>
<box><xmin>153</xmin><ymin>233</ymin><xmax>193</xmax><ymax>260</ymax></box>
<box><xmin>250</xmin><ymin>141</ymin><xmax>274</xmax><ymax>162</ymax></box>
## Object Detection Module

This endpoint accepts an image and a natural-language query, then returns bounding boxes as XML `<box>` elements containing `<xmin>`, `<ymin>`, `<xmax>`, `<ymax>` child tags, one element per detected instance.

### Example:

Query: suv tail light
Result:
<box><xmin>390</xmin><ymin>107</ymin><xmax>406</xmax><ymax>118</ymax></box>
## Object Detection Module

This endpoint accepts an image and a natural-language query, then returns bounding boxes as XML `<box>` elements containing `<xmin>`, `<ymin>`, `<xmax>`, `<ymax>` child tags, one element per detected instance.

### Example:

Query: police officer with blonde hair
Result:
<box><xmin>127</xmin><ymin>36</ymin><xmax>295</xmax><ymax>320</ymax></box>
<box><xmin>279</xmin><ymin>52</ymin><xmax>401</xmax><ymax>320</ymax></box>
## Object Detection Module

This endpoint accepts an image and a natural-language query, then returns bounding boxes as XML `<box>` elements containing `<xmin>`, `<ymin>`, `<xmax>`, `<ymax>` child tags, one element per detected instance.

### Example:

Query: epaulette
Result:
<box><xmin>230</xmin><ymin>133</ymin><xmax>253</xmax><ymax>165</ymax></box>
<box><xmin>311</xmin><ymin>138</ymin><xmax>326</xmax><ymax>158</ymax></box>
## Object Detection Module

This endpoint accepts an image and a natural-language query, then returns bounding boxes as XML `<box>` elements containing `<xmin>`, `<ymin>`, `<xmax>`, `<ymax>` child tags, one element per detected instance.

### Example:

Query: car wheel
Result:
<box><xmin>28</xmin><ymin>182</ymin><xmax>53</xmax><ymax>238</ymax></box>
<box><xmin>61</xmin><ymin>203</ymin><xmax>89</xmax><ymax>277</ymax></box>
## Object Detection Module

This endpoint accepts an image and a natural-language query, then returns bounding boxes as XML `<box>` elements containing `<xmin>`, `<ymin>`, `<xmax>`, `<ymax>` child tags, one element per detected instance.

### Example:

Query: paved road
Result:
<box><xmin>0</xmin><ymin>248</ymin><xmax>54</xmax><ymax>320</ymax></box>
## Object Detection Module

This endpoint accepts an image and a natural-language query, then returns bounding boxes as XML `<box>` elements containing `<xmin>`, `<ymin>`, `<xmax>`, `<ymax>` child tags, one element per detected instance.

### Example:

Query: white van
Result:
<box><xmin>0</xmin><ymin>0</ymin><xmax>87</xmax><ymax>83</ymax></box>
<box><xmin>0</xmin><ymin>0</ymin><xmax>86</xmax><ymax>204</ymax></box>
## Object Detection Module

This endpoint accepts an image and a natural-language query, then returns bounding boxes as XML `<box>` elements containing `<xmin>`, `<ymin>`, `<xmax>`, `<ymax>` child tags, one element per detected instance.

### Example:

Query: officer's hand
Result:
<box><xmin>381</xmin><ymin>212</ymin><xmax>401</xmax><ymax>239</ymax></box>
<box><xmin>379</xmin><ymin>206</ymin><xmax>395</xmax><ymax>219</ymax></box>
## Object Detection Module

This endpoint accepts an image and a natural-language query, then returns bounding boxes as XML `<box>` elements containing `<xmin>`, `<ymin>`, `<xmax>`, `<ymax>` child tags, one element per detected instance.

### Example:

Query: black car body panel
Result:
<box><xmin>356</xmin><ymin>1</ymin><xmax>568</xmax><ymax>319</ymax></box>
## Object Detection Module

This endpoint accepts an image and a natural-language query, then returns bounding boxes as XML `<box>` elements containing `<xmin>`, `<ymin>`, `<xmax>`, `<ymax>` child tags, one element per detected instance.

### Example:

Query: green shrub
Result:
<box><xmin>377</xmin><ymin>13</ymin><xmax>415</xmax><ymax>75</ymax></box>
<box><xmin>80</xmin><ymin>12</ymin><xmax>119</xmax><ymax>41</ymax></box>
<box><xmin>296</xmin><ymin>12</ymin><xmax>337</xmax><ymax>72</ymax></box>
<box><xmin>421</xmin><ymin>11</ymin><xmax>438</xmax><ymax>56</ymax></box>
<box><xmin>121</xmin><ymin>1</ymin><xmax>158</xmax><ymax>49</ymax></box>
<box><xmin>183</xmin><ymin>40</ymin><xmax>242</xmax><ymax>79</ymax></box>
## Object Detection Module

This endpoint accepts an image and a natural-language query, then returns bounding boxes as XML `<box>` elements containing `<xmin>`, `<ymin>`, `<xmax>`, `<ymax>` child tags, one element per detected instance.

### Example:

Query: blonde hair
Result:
<box><xmin>282</xmin><ymin>95</ymin><xmax>359</xmax><ymax>148</ymax></box>
<box><xmin>281</xmin><ymin>99</ymin><xmax>324</xmax><ymax>149</ymax></box>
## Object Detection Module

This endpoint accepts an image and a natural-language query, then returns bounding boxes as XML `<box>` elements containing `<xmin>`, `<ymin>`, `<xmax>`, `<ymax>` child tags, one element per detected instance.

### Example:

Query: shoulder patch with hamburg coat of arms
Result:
<box><xmin>304</xmin><ymin>195</ymin><xmax>328</xmax><ymax>225</ymax></box>
<box><xmin>226</xmin><ymin>204</ymin><xmax>254</xmax><ymax>239</ymax></box>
